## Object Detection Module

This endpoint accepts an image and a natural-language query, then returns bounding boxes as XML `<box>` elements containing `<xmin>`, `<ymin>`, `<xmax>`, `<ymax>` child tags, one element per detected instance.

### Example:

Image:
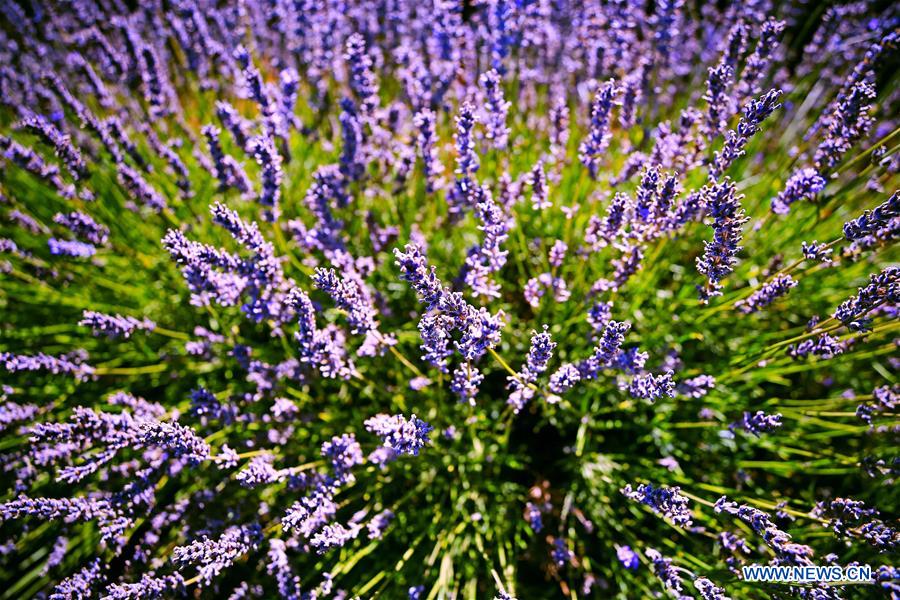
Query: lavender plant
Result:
<box><xmin>0</xmin><ymin>2</ymin><xmax>897</xmax><ymax>599</ymax></box>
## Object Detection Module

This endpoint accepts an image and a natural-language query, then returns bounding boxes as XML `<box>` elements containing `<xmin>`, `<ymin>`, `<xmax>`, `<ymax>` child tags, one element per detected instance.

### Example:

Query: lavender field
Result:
<box><xmin>0</xmin><ymin>1</ymin><xmax>897</xmax><ymax>598</ymax></box>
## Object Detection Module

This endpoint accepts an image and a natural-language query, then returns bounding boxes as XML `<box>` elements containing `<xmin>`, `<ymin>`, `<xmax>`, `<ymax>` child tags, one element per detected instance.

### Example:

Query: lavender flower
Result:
<box><xmin>344</xmin><ymin>33</ymin><xmax>379</xmax><ymax>115</ymax></box>
<box><xmin>694</xmin><ymin>578</ymin><xmax>731</xmax><ymax>600</ymax></box>
<box><xmin>579</xmin><ymin>79</ymin><xmax>619</xmax><ymax>179</ymax></box>
<box><xmin>51</xmin><ymin>558</ymin><xmax>106</xmax><ymax>599</ymax></box>
<box><xmin>714</xmin><ymin>497</ymin><xmax>814</xmax><ymax>564</ymax></box>
<box><xmin>282</xmin><ymin>483</ymin><xmax>338</xmax><ymax>538</ymax></box>
<box><xmin>48</xmin><ymin>238</ymin><xmax>96</xmax><ymax>258</ymax></box>
<box><xmin>551</xmin><ymin>537</ymin><xmax>573</xmax><ymax>566</ymax></box>
<box><xmin>313</xmin><ymin>267</ymin><xmax>377</xmax><ymax>334</ymax></box>
<box><xmin>338</xmin><ymin>99</ymin><xmax>365</xmax><ymax>182</ymax></box>
<box><xmin>843</xmin><ymin>191</ymin><xmax>899</xmax><ymax>241</ymax></box>
<box><xmin>833</xmin><ymin>266</ymin><xmax>899</xmax><ymax>331</ymax></box>
<box><xmin>171</xmin><ymin>524</ymin><xmax>262</xmax><ymax>586</ymax></box>
<box><xmin>367</xmin><ymin>509</ymin><xmax>394</xmax><ymax>539</ymax></box>
<box><xmin>103</xmin><ymin>573</ymin><xmax>184</xmax><ymax>599</ymax></box>
<box><xmin>321</xmin><ymin>433</ymin><xmax>364</xmax><ymax>479</ymax></box>
<box><xmin>801</xmin><ymin>240</ymin><xmax>833</xmax><ymax>263</ymax></box>
<box><xmin>266</xmin><ymin>538</ymin><xmax>303</xmax><ymax>599</ymax></box>
<box><xmin>463</xmin><ymin>189</ymin><xmax>509</xmax><ymax>297</ymax></box>
<box><xmin>771</xmin><ymin>168</ymin><xmax>827</xmax><ymax>215</ymax></box>
<box><xmin>450</xmin><ymin>363</ymin><xmax>484</xmax><ymax>405</ymax></box>
<box><xmin>677</xmin><ymin>375</ymin><xmax>716</xmax><ymax>398</ymax></box>
<box><xmin>549</xmin><ymin>98</ymin><xmax>570</xmax><ymax>159</ymax></box>
<box><xmin>787</xmin><ymin>333</ymin><xmax>844</xmax><ymax>360</ymax></box>
<box><xmin>585</xmin><ymin>193</ymin><xmax>629</xmax><ymax>249</ymax></box>
<box><xmin>549</xmin><ymin>363</ymin><xmax>581</xmax><ymax>395</ymax></box>
<box><xmin>413</xmin><ymin>109</ymin><xmax>444</xmax><ymax>193</ymax></box>
<box><xmin>526</xmin><ymin>161</ymin><xmax>549</xmax><ymax>210</ymax></box>
<box><xmin>364</xmin><ymin>414</ymin><xmax>433</xmax><ymax>456</ymax></box>
<box><xmin>0</xmin><ymin>496</ymin><xmax>130</xmax><ymax>544</ymax></box>
<box><xmin>79</xmin><ymin>311</ymin><xmax>155</xmax><ymax>339</ymax></box>
<box><xmin>408</xmin><ymin>585</ymin><xmax>425</xmax><ymax>600</ymax></box>
<box><xmin>17</xmin><ymin>113</ymin><xmax>87</xmax><ymax>180</ymax></box>
<box><xmin>139</xmin><ymin>420</ymin><xmax>211</xmax><ymax>464</ymax></box>
<box><xmin>703</xmin><ymin>64</ymin><xmax>734</xmax><ymax>138</ymax></box>
<box><xmin>628</xmin><ymin>371</ymin><xmax>676</xmax><ymax>402</ymax></box>
<box><xmin>233</xmin><ymin>46</ymin><xmax>281</xmax><ymax>143</ymax></box>
<box><xmin>116</xmin><ymin>164</ymin><xmax>167</xmax><ymax>212</ymax></box>
<box><xmin>645</xmin><ymin>549</ymin><xmax>690</xmax><ymax>599</ymax></box>
<box><xmin>525</xmin><ymin>502</ymin><xmax>543</xmax><ymax>533</ymax></box>
<box><xmin>709</xmin><ymin>89</ymin><xmax>782</xmax><ymax>180</ymax></box>
<box><xmin>248</xmin><ymin>135</ymin><xmax>283</xmax><ymax>221</ymax></box>
<box><xmin>735</xmin><ymin>18</ymin><xmax>785</xmax><ymax>100</ymax></box>
<box><xmin>587</xmin><ymin>302</ymin><xmax>613</xmax><ymax>333</ymax></box>
<box><xmin>548</xmin><ymin>240</ymin><xmax>567</xmax><ymax>269</ymax></box>
<box><xmin>621</xmin><ymin>483</ymin><xmax>692</xmax><ymax>527</ymax></box>
<box><xmin>0</xmin><ymin>400</ymin><xmax>39</xmax><ymax>432</ymax></box>
<box><xmin>617</xmin><ymin>545</ymin><xmax>639</xmax><ymax>570</ymax></box>
<box><xmin>215</xmin><ymin>101</ymin><xmax>252</xmax><ymax>150</ymax></box>
<box><xmin>508</xmin><ymin>326</ymin><xmax>556</xmax><ymax>412</ymax></box>
<box><xmin>0</xmin><ymin>136</ymin><xmax>74</xmax><ymax>198</ymax></box>
<box><xmin>310</xmin><ymin>522</ymin><xmax>361</xmax><ymax>554</ymax></box>
<box><xmin>394</xmin><ymin>243</ymin><xmax>504</xmax><ymax>362</ymax></box>
<box><xmin>815</xmin><ymin>81</ymin><xmax>876</xmax><ymax>171</ymax></box>
<box><xmin>53</xmin><ymin>212</ymin><xmax>109</xmax><ymax>245</ymax></box>
<box><xmin>856</xmin><ymin>384</ymin><xmax>898</xmax><ymax>426</ymax></box>
<box><xmin>733</xmin><ymin>410</ymin><xmax>783</xmax><ymax>436</ymax></box>
<box><xmin>202</xmin><ymin>125</ymin><xmax>252</xmax><ymax>196</ymax></box>
<box><xmin>1</xmin><ymin>351</ymin><xmax>94</xmax><ymax>381</ymax></box>
<box><xmin>448</xmin><ymin>102</ymin><xmax>479</xmax><ymax>215</ymax></box>
<box><xmin>736</xmin><ymin>274</ymin><xmax>797</xmax><ymax>313</ymax></box>
<box><xmin>480</xmin><ymin>69</ymin><xmax>511</xmax><ymax>150</ymax></box>
<box><xmin>696</xmin><ymin>179</ymin><xmax>748</xmax><ymax>301</ymax></box>
<box><xmin>235</xmin><ymin>455</ymin><xmax>281</xmax><ymax>488</ymax></box>
<box><xmin>587</xmin><ymin>320</ymin><xmax>631</xmax><ymax>374</ymax></box>
<box><xmin>619</xmin><ymin>63</ymin><xmax>647</xmax><ymax>130</ymax></box>
<box><xmin>9</xmin><ymin>209</ymin><xmax>48</xmax><ymax>234</ymax></box>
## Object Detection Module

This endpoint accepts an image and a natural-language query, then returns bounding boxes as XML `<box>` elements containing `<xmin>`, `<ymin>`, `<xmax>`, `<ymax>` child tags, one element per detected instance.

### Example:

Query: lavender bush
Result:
<box><xmin>0</xmin><ymin>1</ymin><xmax>898</xmax><ymax>599</ymax></box>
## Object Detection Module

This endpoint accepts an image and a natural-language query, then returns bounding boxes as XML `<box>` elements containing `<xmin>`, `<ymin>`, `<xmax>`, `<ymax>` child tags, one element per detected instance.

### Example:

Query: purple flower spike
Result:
<box><xmin>771</xmin><ymin>168</ymin><xmax>826</xmax><ymax>215</ymax></box>
<box><xmin>248</xmin><ymin>135</ymin><xmax>283</xmax><ymax>221</ymax></box>
<box><xmin>79</xmin><ymin>311</ymin><xmax>155</xmax><ymax>339</ymax></box>
<box><xmin>696</xmin><ymin>179</ymin><xmax>748</xmax><ymax>301</ymax></box>
<box><xmin>413</xmin><ymin>108</ymin><xmax>444</xmax><ymax>193</ymax></box>
<box><xmin>843</xmin><ymin>192</ymin><xmax>898</xmax><ymax>242</ymax></box>
<box><xmin>53</xmin><ymin>212</ymin><xmax>109</xmax><ymax>245</ymax></box>
<box><xmin>833</xmin><ymin>266</ymin><xmax>899</xmax><ymax>331</ymax></box>
<box><xmin>579</xmin><ymin>79</ymin><xmax>619</xmax><ymax>179</ymax></box>
<box><xmin>171</xmin><ymin>524</ymin><xmax>262</xmax><ymax>587</ymax></box>
<box><xmin>48</xmin><ymin>238</ymin><xmax>96</xmax><ymax>258</ymax></box>
<box><xmin>138</xmin><ymin>420</ymin><xmax>211</xmax><ymax>464</ymax></box>
<box><xmin>815</xmin><ymin>81</ymin><xmax>876</xmax><ymax>171</ymax></box>
<box><xmin>345</xmin><ymin>33</ymin><xmax>380</xmax><ymax>116</ymax></box>
<box><xmin>365</xmin><ymin>413</ymin><xmax>433</xmax><ymax>456</ymax></box>
<box><xmin>617</xmin><ymin>545</ymin><xmax>639</xmax><ymax>570</ymax></box>
<box><xmin>734</xmin><ymin>410</ymin><xmax>783</xmax><ymax>436</ymax></box>
<box><xmin>480</xmin><ymin>69</ymin><xmax>511</xmax><ymax>150</ymax></box>
<box><xmin>709</xmin><ymin>89</ymin><xmax>782</xmax><ymax>180</ymax></box>
<box><xmin>736</xmin><ymin>274</ymin><xmax>797</xmax><ymax>314</ymax></box>
<box><xmin>621</xmin><ymin>483</ymin><xmax>693</xmax><ymax>527</ymax></box>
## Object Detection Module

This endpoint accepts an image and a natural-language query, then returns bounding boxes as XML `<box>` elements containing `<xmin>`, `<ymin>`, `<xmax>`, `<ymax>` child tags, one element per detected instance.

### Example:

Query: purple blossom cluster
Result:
<box><xmin>0</xmin><ymin>0</ymin><xmax>896</xmax><ymax>597</ymax></box>
<box><xmin>79</xmin><ymin>310</ymin><xmax>155</xmax><ymax>339</ymax></box>
<box><xmin>696</xmin><ymin>179</ymin><xmax>748</xmax><ymax>301</ymax></box>
<box><xmin>507</xmin><ymin>326</ymin><xmax>556</xmax><ymax>413</ymax></box>
<box><xmin>736</xmin><ymin>275</ymin><xmax>797</xmax><ymax>314</ymax></box>
<box><xmin>621</xmin><ymin>483</ymin><xmax>693</xmax><ymax>528</ymax></box>
<box><xmin>733</xmin><ymin>411</ymin><xmax>783</xmax><ymax>436</ymax></box>
<box><xmin>364</xmin><ymin>413</ymin><xmax>433</xmax><ymax>456</ymax></box>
